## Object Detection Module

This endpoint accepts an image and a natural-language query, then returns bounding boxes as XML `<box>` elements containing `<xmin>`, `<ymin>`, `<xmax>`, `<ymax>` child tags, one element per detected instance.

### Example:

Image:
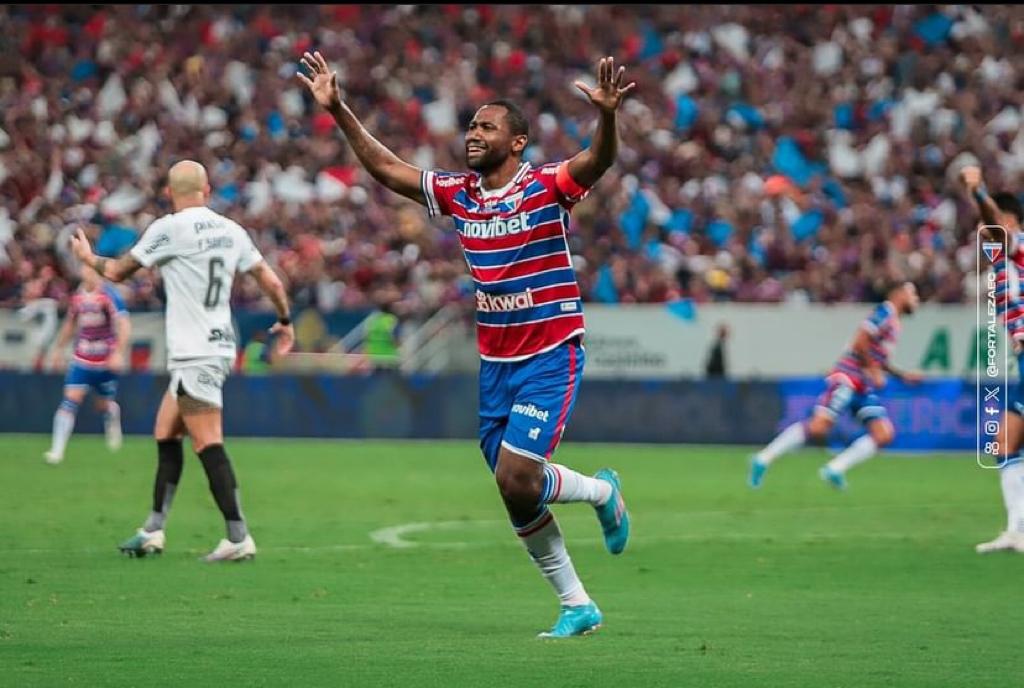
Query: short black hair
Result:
<box><xmin>885</xmin><ymin>280</ymin><xmax>915</xmax><ymax>299</ymax></box>
<box><xmin>992</xmin><ymin>191</ymin><xmax>1024</xmax><ymax>224</ymax></box>
<box><xmin>483</xmin><ymin>99</ymin><xmax>529</xmax><ymax>138</ymax></box>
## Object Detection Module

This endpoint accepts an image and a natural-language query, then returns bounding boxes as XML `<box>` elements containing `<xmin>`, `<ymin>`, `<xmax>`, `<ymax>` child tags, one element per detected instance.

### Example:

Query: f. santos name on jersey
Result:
<box><xmin>460</xmin><ymin>212</ymin><xmax>530</xmax><ymax>239</ymax></box>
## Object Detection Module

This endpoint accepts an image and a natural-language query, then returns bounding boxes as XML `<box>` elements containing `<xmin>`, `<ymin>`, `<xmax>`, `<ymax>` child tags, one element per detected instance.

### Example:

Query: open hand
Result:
<box><xmin>574</xmin><ymin>56</ymin><xmax>635</xmax><ymax>113</ymax></box>
<box><xmin>902</xmin><ymin>371</ymin><xmax>925</xmax><ymax>386</ymax></box>
<box><xmin>70</xmin><ymin>227</ymin><xmax>95</xmax><ymax>265</ymax></box>
<box><xmin>269</xmin><ymin>321</ymin><xmax>295</xmax><ymax>357</ymax></box>
<box><xmin>297</xmin><ymin>51</ymin><xmax>342</xmax><ymax>111</ymax></box>
<box><xmin>959</xmin><ymin>165</ymin><xmax>982</xmax><ymax>193</ymax></box>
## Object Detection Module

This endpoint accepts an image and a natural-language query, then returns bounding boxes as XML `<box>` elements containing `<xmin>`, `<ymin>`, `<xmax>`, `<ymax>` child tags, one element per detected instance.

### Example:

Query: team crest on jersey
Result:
<box><xmin>983</xmin><ymin>242</ymin><xmax>1003</xmax><ymax>263</ymax></box>
<box><xmin>484</xmin><ymin>191</ymin><xmax>524</xmax><ymax>213</ymax></box>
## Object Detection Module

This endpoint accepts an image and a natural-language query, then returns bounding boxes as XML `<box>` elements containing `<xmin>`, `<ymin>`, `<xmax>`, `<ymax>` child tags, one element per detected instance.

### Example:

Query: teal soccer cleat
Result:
<box><xmin>538</xmin><ymin>602</ymin><xmax>603</xmax><ymax>639</ymax></box>
<box><xmin>594</xmin><ymin>468</ymin><xmax>630</xmax><ymax>555</ymax></box>
<box><xmin>118</xmin><ymin>529</ymin><xmax>165</xmax><ymax>558</ymax></box>
<box><xmin>748</xmin><ymin>456</ymin><xmax>768</xmax><ymax>489</ymax></box>
<box><xmin>819</xmin><ymin>466</ymin><xmax>847</xmax><ymax>491</ymax></box>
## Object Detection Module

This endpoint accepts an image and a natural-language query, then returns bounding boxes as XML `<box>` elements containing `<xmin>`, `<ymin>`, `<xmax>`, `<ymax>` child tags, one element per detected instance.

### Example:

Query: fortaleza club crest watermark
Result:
<box><xmin>978</xmin><ymin>226</ymin><xmax>1009</xmax><ymax>469</ymax></box>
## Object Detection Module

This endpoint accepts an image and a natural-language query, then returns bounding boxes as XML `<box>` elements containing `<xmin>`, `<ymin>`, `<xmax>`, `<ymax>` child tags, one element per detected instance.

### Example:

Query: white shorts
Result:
<box><xmin>168</xmin><ymin>358</ymin><xmax>231</xmax><ymax>409</ymax></box>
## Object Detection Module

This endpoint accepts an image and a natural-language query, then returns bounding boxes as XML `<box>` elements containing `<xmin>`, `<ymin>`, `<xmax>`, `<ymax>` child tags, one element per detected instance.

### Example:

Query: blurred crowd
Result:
<box><xmin>1</xmin><ymin>4</ymin><xmax>1022</xmax><ymax>316</ymax></box>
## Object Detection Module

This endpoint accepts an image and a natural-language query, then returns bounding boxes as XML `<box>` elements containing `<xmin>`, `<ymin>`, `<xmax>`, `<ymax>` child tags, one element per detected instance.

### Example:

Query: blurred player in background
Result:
<box><xmin>44</xmin><ymin>265</ymin><xmax>130</xmax><ymax>464</ymax></box>
<box><xmin>749</xmin><ymin>282</ymin><xmax>923</xmax><ymax>490</ymax></box>
<box><xmin>960</xmin><ymin>165</ymin><xmax>1024</xmax><ymax>554</ymax></box>
<box><xmin>300</xmin><ymin>51</ymin><xmax>631</xmax><ymax>637</ymax></box>
<box><xmin>70</xmin><ymin>160</ymin><xmax>295</xmax><ymax>562</ymax></box>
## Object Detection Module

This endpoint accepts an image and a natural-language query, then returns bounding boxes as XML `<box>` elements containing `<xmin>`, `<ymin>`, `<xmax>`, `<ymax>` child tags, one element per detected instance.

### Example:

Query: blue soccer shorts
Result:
<box><xmin>814</xmin><ymin>373</ymin><xmax>887</xmax><ymax>426</ymax></box>
<box><xmin>64</xmin><ymin>363</ymin><xmax>118</xmax><ymax>399</ymax></box>
<box><xmin>478</xmin><ymin>338</ymin><xmax>585</xmax><ymax>472</ymax></box>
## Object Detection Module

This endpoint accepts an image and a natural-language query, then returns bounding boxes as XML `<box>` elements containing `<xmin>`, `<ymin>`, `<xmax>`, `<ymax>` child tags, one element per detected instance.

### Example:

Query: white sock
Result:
<box><xmin>542</xmin><ymin>464</ymin><xmax>612</xmax><ymax>506</ymax></box>
<box><xmin>50</xmin><ymin>399</ymin><xmax>78</xmax><ymax>456</ymax></box>
<box><xmin>104</xmin><ymin>401</ymin><xmax>120</xmax><ymax>427</ymax></box>
<box><xmin>514</xmin><ymin>509</ymin><xmax>591</xmax><ymax>607</ymax></box>
<box><xmin>756</xmin><ymin>422</ymin><xmax>806</xmax><ymax>466</ymax></box>
<box><xmin>826</xmin><ymin>435</ymin><xmax>878</xmax><ymax>474</ymax></box>
<box><xmin>1000</xmin><ymin>460</ymin><xmax>1024</xmax><ymax>534</ymax></box>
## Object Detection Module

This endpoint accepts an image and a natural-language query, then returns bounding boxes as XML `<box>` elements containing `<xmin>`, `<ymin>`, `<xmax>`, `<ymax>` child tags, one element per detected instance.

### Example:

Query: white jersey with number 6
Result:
<box><xmin>129</xmin><ymin>206</ymin><xmax>263</xmax><ymax>366</ymax></box>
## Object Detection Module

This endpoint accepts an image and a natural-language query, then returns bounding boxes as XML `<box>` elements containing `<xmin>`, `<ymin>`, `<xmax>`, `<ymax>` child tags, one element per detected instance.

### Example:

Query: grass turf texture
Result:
<box><xmin>0</xmin><ymin>434</ymin><xmax>1017</xmax><ymax>687</ymax></box>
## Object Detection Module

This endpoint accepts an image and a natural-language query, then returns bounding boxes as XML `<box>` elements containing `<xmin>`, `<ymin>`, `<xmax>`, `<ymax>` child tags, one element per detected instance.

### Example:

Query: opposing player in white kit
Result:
<box><xmin>71</xmin><ymin>160</ymin><xmax>294</xmax><ymax>562</ymax></box>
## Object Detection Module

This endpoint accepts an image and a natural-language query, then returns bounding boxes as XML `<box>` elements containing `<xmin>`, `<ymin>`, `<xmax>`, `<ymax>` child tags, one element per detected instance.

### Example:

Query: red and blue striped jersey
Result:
<box><xmin>422</xmin><ymin>161</ymin><xmax>589</xmax><ymax>361</ymax></box>
<box><xmin>989</xmin><ymin>231</ymin><xmax>1024</xmax><ymax>342</ymax></box>
<box><xmin>830</xmin><ymin>301</ymin><xmax>901</xmax><ymax>393</ymax></box>
<box><xmin>70</xmin><ymin>284</ymin><xmax>127</xmax><ymax>367</ymax></box>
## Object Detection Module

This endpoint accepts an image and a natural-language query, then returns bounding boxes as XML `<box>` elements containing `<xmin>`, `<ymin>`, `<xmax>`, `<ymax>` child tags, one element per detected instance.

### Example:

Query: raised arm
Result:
<box><xmin>960</xmin><ymin>166</ymin><xmax>1004</xmax><ymax>239</ymax></box>
<box><xmin>70</xmin><ymin>228</ymin><xmax>143</xmax><ymax>283</ymax></box>
<box><xmin>851</xmin><ymin>328</ymin><xmax>886</xmax><ymax>389</ymax></box>
<box><xmin>297</xmin><ymin>51</ymin><xmax>424</xmax><ymax>204</ymax></box>
<box><xmin>49</xmin><ymin>311</ymin><xmax>76</xmax><ymax>370</ymax></box>
<box><xmin>565</xmin><ymin>57</ymin><xmax>636</xmax><ymax>189</ymax></box>
<box><xmin>249</xmin><ymin>261</ymin><xmax>295</xmax><ymax>357</ymax></box>
<box><xmin>882</xmin><ymin>360</ymin><xmax>923</xmax><ymax>385</ymax></box>
<box><xmin>110</xmin><ymin>310</ymin><xmax>131</xmax><ymax>372</ymax></box>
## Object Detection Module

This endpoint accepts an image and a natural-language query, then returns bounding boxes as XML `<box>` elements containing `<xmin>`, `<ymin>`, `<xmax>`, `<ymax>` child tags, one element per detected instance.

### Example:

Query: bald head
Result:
<box><xmin>167</xmin><ymin>160</ymin><xmax>209</xmax><ymax>205</ymax></box>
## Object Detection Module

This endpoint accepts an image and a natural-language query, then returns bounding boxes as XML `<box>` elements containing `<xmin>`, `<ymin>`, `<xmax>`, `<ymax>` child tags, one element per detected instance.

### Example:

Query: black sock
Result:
<box><xmin>143</xmin><ymin>439</ymin><xmax>183</xmax><ymax>532</ymax></box>
<box><xmin>198</xmin><ymin>444</ymin><xmax>247</xmax><ymax>542</ymax></box>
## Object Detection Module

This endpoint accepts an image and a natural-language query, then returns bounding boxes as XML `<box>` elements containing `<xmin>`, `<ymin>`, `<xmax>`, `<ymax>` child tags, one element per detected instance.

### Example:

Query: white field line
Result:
<box><xmin>0</xmin><ymin>502</ymin><xmax>976</xmax><ymax>555</ymax></box>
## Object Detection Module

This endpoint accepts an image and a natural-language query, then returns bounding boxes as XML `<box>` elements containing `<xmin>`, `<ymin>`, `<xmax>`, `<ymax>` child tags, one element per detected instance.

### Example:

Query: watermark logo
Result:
<box><xmin>977</xmin><ymin>225</ymin><xmax>1009</xmax><ymax>469</ymax></box>
<box><xmin>982</xmin><ymin>242</ymin><xmax>1003</xmax><ymax>263</ymax></box>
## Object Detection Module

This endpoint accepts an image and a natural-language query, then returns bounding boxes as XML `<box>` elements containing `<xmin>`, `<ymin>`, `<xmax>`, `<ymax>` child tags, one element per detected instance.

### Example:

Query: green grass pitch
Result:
<box><xmin>0</xmin><ymin>434</ymin><xmax>1018</xmax><ymax>687</ymax></box>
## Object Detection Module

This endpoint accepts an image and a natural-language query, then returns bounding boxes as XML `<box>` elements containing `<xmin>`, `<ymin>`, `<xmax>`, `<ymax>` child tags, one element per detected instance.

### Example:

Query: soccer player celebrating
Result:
<box><xmin>70</xmin><ymin>160</ymin><xmax>295</xmax><ymax>562</ymax></box>
<box><xmin>749</xmin><ymin>282</ymin><xmax>923</xmax><ymax>490</ymax></box>
<box><xmin>299</xmin><ymin>51</ymin><xmax>632</xmax><ymax>637</ymax></box>
<box><xmin>44</xmin><ymin>265</ymin><xmax>130</xmax><ymax>464</ymax></box>
<box><xmin>961</xmin><ymin>165</ymin><xmax>1024</xmax><ymax>553</ymax></box>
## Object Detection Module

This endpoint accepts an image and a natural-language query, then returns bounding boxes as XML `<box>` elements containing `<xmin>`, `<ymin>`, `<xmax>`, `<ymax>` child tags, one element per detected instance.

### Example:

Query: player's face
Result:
<box><xmin>465</xmin><ymin>106</ymin><xmax>523</xmax><ymax>172</ymax></box>
<box><xmin>80</xmin><ymin>266</ymin><xmax>100</xmax><ymax>291</ymax></box>
<box><xmin>901</xmin><ymin>284</ymin><xmax>920</xmax><ymax>314</ymax></box>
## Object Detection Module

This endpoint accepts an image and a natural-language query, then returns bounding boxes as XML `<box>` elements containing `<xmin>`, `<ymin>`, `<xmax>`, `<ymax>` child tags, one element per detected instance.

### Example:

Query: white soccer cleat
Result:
<box><xmin>43</xmin><ymin>450</ymin><xmax>64</xmax><ymax>465</ymax></box>
<box><xmin>119</xmin><ymin>528</ymin><xmax>166</xmax><ymax>557</ymax></box>
<box><xmin>203</xmin><ymin>534</ymin><xmax>257</xmax><ymax>563</ymax></box>
<box><xmin>975</xmin><ymin>531</ymin><xmax>1024</xmax><ymax>554</ymax></box>
<box><xmin>105</xmin><ymin>417</ymin><xmax>123</xmax><ymax>452</ymax></box>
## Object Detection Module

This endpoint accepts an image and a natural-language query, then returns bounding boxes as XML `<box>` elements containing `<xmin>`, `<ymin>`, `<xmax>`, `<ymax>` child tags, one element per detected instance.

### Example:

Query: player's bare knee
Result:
<box><xmin>153</xmin><ymin>418</ymin><xmax>181</xmax><ymax>442</ymax></box>
<box><xmin>187</xmin><ymin>427</ymin><xmax>222</xmax><ymax>455</ymax></box>
<box><xmin>806</xmin><ymin>418</ymin><xmax>831</xmax><ymax>441</ymax></box>
<box><xmin>871</xmin><ymin>421</ymin><xmax>894</xmax><ymax>447</ymax></box>
<box><xmin>495</xmin><ymin>453</ymin><xmax>543</xmax><ymax>505</ymax></box>
<box><xmin>1005</xmin><ymin>413</ymin><xmax>1024</xmax><ymax>454</ymax></box>
<box><xmin>64</xmin><ymin>387</ymin><xmax>87</xmax><ymax>404</ymax></box>
<box><xmin>495</xmin><ymin>467</ymin><xmax>538</xmax><ymax>504</ymax></box>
